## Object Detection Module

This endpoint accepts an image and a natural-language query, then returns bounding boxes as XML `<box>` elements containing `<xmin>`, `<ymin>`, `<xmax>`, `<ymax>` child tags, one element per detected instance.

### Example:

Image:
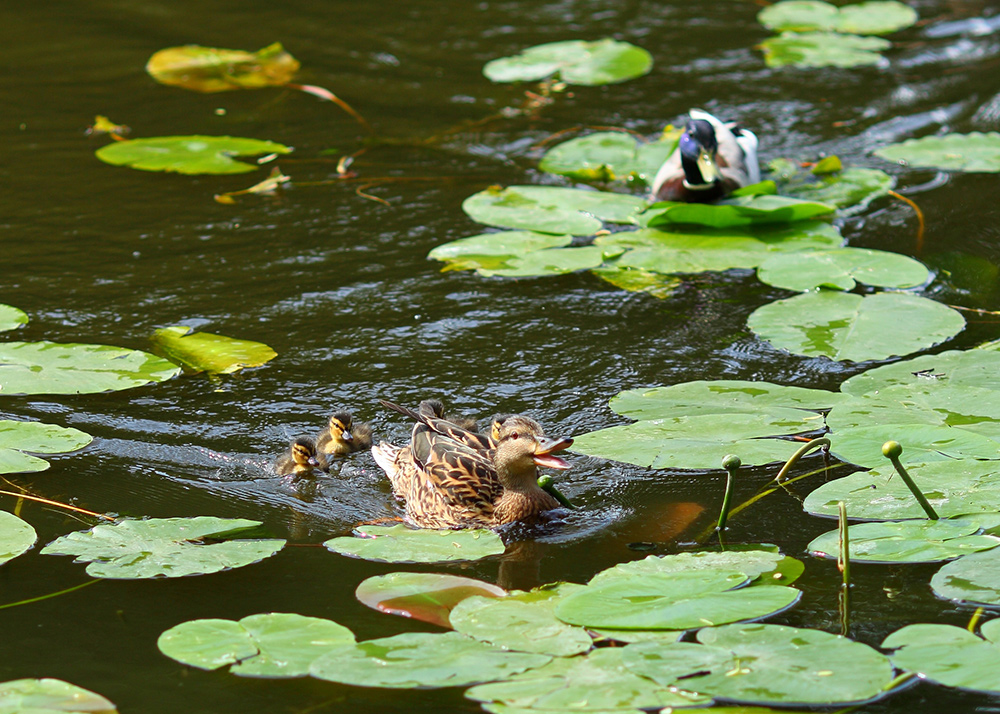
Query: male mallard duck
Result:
<box><xmin>418</xmin><ymin>398</ymin><xmax>480</xmax><ymax>434</ymax></box>
<box><xmin>650</xmin><ymin>109</ymin><xmax>760</xmax><ymax>204</ymax></box>
<box><xmin>275</xmin><ymin>437</ymin><xmax>321</xmax><ymax>479</ymax></box>
<box><xmin>315</xmin><ymin>410</ymin><xmax>373</xmax><ymax>470</ymax></box>
<box><xmin>371</xmin><ymin>400</ymin><xmax>572</xmax><ymax>529</ymax></box>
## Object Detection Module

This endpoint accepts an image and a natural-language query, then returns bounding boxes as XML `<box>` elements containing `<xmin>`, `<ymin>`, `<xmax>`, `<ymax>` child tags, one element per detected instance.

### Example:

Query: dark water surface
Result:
<box><xmin>3</xmin><ymin>0</ymin><xmax>1000</xmax><ymax>712</ymax></box>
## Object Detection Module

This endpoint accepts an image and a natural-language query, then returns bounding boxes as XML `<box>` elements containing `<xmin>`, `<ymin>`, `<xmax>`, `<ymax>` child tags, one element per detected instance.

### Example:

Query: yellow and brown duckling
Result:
<box><xmin>315</xmin><ymin>410</ymin><xmax>373</xmax><ymax>470</ymax></box>
<box><xmin>275</xmin><ymin>437</ymin><xmax>321</xmax><ymax>479</ymax></box>
<box><xmin>371</xmin><ymin>400</ymin><xmax>572</xmax><ymax>529</ymax></box>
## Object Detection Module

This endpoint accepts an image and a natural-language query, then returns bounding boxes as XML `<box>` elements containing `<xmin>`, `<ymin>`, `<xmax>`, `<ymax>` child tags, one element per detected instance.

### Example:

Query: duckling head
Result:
<box><xmin>328</xmin><ymin>411</ymin><xmax>355</xmax><ymax>445</ymax></box>
<box><xmin>680</xmin><ymin>118</ymin><xmax>721</xmax><ymax>188</ymax></box>
<box><xmin>492</xmin><ymin>415</ymin><xmax>572</xmax><ymax>490</ymax></box>
<box><xmin>291</xmin><ymin>437</ymin><xmax>320</xmax><ymax>468</ymax></box>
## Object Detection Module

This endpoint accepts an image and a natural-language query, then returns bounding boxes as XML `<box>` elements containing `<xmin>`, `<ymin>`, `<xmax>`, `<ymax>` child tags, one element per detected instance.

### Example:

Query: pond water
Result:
<box><xmin>3</xmin><ymin>0</ymin><xmax>1000</xmax><ymax>711</ymax></box>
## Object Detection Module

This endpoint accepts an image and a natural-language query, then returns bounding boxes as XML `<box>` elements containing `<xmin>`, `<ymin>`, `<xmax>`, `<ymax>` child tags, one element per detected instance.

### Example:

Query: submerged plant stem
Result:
<box><xmin>0</xmin><ymin>489</ymin><xmax>114</xmax><ymax>521</ymax></box>
<box><xmin>888</xmin><ymin>190</ymin><xmax>925</xmax><ymax>256</ymax></box>
<box><xmin>0</xmin><ymin>579</ymin><xmax>99</xmax><ymax>611</ymax></box>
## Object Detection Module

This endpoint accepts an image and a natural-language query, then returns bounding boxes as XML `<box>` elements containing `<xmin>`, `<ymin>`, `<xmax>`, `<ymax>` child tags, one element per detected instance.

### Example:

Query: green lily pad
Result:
<box><xmin>466</xmin><ymin>647</ymin><xmax>710</xmax><ymax>711</ymax></box>
<box><xmin>0</xmin><ymin>420</ymin><xmax>93</xmax><ymax>474</ymax></box>
<box><xmin>0</xmin><ymin>511</ymin><xmax>36</xmax><ymax>566</ymax></box>
<box><xmin>590</xmin><ymin>265</ymin><xmax>682</xmax><ymax>298</ymax></box>
<box><xmin>0</xmin><ymin>341</ymin><xmax>181</xmax><ymax>395</ymax></box>
<box><xmin>483</xmin><ymin>39</ymin><xmax>652</xmax><ymax>86</ymax></box>
<box><xmin>759</xmin><ymin>1</ymin><xmax>917</xmax><ymax>34</ymax></box>
<box><xmin>554</xmin><ymin>569</ymin><xmax>800</xmax><ymax>630</ymax></box>
<box><xmin>643</xmin><ymin>194</ymin><xmax>835</xmax><ymax>228</ymax></box>
<box><xmin>158</xmin><ymin>613</ymin><xmax>355</xmax><ymax>677</ymax></box>
<box><xmin>808</xmin><ymin>518</ymin><xmax>1000</xmax><ymax>564</ymax></box>
<box><xmin>0</xmin><ymin>678</ymin><xmax>117</xmax><ymax>713</ymax></box>
<box><xmin>874</xmin><ymin>132</ymin><xmax>1000</xmax><ymax>173</ymax></box>
<box><xmin>759</xmin><ymin>32</ymin><xmax>890</xmax><ymax>68</ymax></box>
<box><xmin>149</xmin><ymin>325</ymin><xmax>277</xmax><ymax>375</ymax></box>
<box><xmin>146</xmin><ymin>42</ymin><xmax>300</xmax><ymax>93</ymax></box>
<box><xmin>539</xmin><ymin>131</ymin><xmax>678</xmax><ymax>185</ymax></box>
<box><xmin>355</xmin><ymin>572</ymin><xmax>506</xmax><ymax>628</ymax></box>
<box><xmin>324</xmin><ymin>524</ymin><xmax>505</xmax><ymax>563</ymax></box>
<box><xmin>96</xmin><ymin>136</ymin><xmax>292</xmax><ymax>175</ymax></box>
<box><xmin>309</xmin><ymin>631</ymin><xmax>550</xmax><ymax>688</ymax></box>
<box><xmin>782</xmin><ymin>167</ymin><xmax>895</xmax><ymax>212</ymax></box>
<box><xmin>429</xmin><ymin>231</ymin><xmax>572</xmax><ymax>274</ymax></box>
<box><xmin>883</xmin><ymin>621</ymin><xmax>1000</xmax><ymax>694</ymax></box>
<box><xmin>931</xmin><ymin>547</ymin><xmax>1000</xmax><ymax>605</ymax></box>
<box><xmin>572</xmin><ymin>380</ymin><xmax>840</xmax><ymax>470</ymax></box>
<box><xmin>829</xmin><ymin>424</ymin><xmax>1000</xmax><ymax>468</ymax></box>
<box><xmin>747</xmin><ymin>291</ymin><xmax>965</xmax><ymax>362</ymax></box>
<box><xmin>41</xmin><ymin>516</ymin><xmax>284</xmax><ymax>579</ymax></box>
<box><xmin>622</xmin><ymin>623</ymin><xmax>895</xmax><ymax>706</ymax></box>
<box><xmin>841</xmin><ymin>348</ymin><xmax>1000</xmax><ymax>397</ymax></box>
<box><xmin>463</xmin><ymin>186</ymin><xmax>647</xmax><ymax>236</ymax></box>
<box><xmin>589</xmin><ymin>548</ymin><xmax>795</xmax><ymax>586</ymax></box>
<box><xmin>0</xmin><ymin>304</ymin><xmax>28</xmax><ymax>333</ymax></box>
<box><xmin>757</xmin><ymin>248</ymin><xmax>929</xmax><ymax>292</ymax></box>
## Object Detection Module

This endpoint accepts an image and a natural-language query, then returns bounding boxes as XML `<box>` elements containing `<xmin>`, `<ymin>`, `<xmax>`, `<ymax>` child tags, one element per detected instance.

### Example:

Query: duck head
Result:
<box><xmin>493</xmin><ymin>415</ymin><xmax>572</xmax><ymax>490</ymax></box>
<box><xmin>328</xmin><ymin>411</ymin><xmax>354</xmax><ymax>444</ymax></box>
<box><xmin>291</xmin><ymin>437</ymin><xmax>320</xmax><ymax>468</ymax></box>
<box><xmin>679</xmin><ymin>118</ymin><xmax>721</xmax><ymax>189</ymax></box>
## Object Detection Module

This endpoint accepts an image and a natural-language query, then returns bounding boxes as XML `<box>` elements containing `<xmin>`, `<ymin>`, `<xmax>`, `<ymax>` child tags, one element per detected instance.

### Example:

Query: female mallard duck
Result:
<box><xmin>275</xmin><ymin>437</ymin><xmax>321</xmax><ymax>479</ymax></box>
<box><xmin>418</xmin><ymin>398</ymin><xmax>480</xmax><ymax>434</ymax></box>
<box><xmin>650</xmin><ymin>109</ymin><xmax>760</xmax><ymax>204</ymax></box>
<box><xmin>315</xmin><ymin>410</ymin><xmax>373</xmax><ymax>470</ymax></box>
<box><xmin>372</xmin><ymin>400</ymin><xmax>572</xmax><ymax>529</ymax></box>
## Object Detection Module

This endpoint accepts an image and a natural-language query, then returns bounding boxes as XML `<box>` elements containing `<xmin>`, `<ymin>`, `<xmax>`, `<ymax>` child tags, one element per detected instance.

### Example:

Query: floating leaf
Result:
<box><xmin>466</xmin><ymin>647</ymin><xmax>709</xmax><ymax>711</ymax></box>
<box><xmin>41</xmin><ymin>516</ymin><xmax>284</xmax><ymax>579</ymax></box>
<box><xmin>759</xmin><ymin>1</ymin><xmax>917</xmax><ymax>35</ymax></box>
<box><xmin>0</xmin><ymin>420</ymin><xmax>93</xmax><ymax>475</ymax></box>
<box><xmin>150</xmin><ymin>326</ymin><xmax>277</xmax><ymax>375</ymax></box>
<box><xmin>355</xmin><ymin>572</ymin><xmax>506</xmax><ymax>628</ymax></box>
<box><xmin>483</xmin><ymin>39</ymin><xmax>652</xmax><ymax>86</ymax></box>
<box><xmin>146</xmin><ymin>42</ymin><xmax>300</xmax><ymax>93</ymax></box>
<box><xmin>429</xmin><ymin>231</ymin><xmax>572</xmax><ymax>274</ymax></box>
<box><xmin>622</xmin><ymin>623</ymin><xmax>895</xmax><ymax>706</ymax></box>
<box><xmin>590</xmin><ymin>266</ymin><xmax>682</xmax><ymax>298</ymax></box>
<box><xmin>643</xmin><ymin>194</ymin><xmax>835</xmax><ymax>228</ymax></box>
<box><xmin>874</xmin><ymin>133</ymin><xmax>1000</xmax><ymax>173</ymax></box>
<box><xmin>215</xmin><ymin>166</ymin><xmax>291</xmax><ymax>204</ymax></box>
<box><xmin>0</xmin><ymin>511</ymin><xmax>36</xmax><ymax>566</ymax></box>
<box><xmin>0</xmin><ymin>341</ymin><xmax>180</xmax><ymax>396</ymax></box>
<box><xmin>590</xmin><ymin>549</ymin><xmax>792</xmax><ymax>586</ymax></box>
<box><xmin>931</xmin><ymin>547</ymin><xmax>1000</xmax><ymax>606</ymax></box>
<box><xmin>760</xmin><ymin>32</ymin><xmax>890</xmax><ymax>68</ymax></box>
<box><xmin>757</xmin><ymin>248</ymin><xmax>929</xmax><ymax>292</ymax></box>
<box><xmin>747</xmin><ymin>291</ymin><xmax>965</xmax><ymax>362</ymax></box>
<box><xmin>782</xmin><ymin>167</ymin><xmax>895</xmax><ymax>211</ymax></box>
<box><xmin>463</xmin><ymin>186</ymin><xmax>647</xmax><ymax>235</ymax></box>
<box><xmin>309</xmin><ymin>631</ymin><xmax>550</xmax><ymax>688</ymax></box>
<box><xmin>883</xmin><ymin>622</ymin><xmax>1000</xmax><ymax>694</ymax></box>
<box><xmin>0</xmin><ymin>678</ymin><xmax>117</xmax><ymax>713</ymax></box>
<box><xmin>830</xmin><ymin>424</ymin><xmax>1000</xmax><ymax>468</ymax></box>
<box><xmin>808</xmin><ymin>518</ymin><xmax>1000</xmax><ymax>564</ymax></box>
<box><xmin>324</xmin><ymin>524</ymin><xmax>505</xmax><ymax>563</ymax></box>
<box><xmin>539</xmin><ymin>131</ymin><xmax>678</xmax><ymax>185</ymax></box>
<box><xmin>572</xmin><ymin>380</ymin><xmax>840</xmax><ymax>470</ymax></box>
<box><xmin>158</xmin><ymin>613</ymin><xmax>355</xmax><ymax>678</ymax></box>
<box><xmin>96</xmin><ymin>136</ymin><xmax>292</xmax><ymax>175</ymax></box>
<box><xmin>0</xmin><ymin>304</ymin><xmax>28</xmax><ymax>333</ymax></box>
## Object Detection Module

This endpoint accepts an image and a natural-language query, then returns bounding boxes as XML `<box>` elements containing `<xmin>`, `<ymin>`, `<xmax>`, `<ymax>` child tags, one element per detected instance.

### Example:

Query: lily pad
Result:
<box><xmin>757</xmin><ymin>248</ymin><xmax>929</xmax><ymax>292</ymax></box>
<box><xmin>840</xmin><ymin>348</ymin><xmax>1000</xmax><ymax>397</ymax></box>
<box><xmin>324</xmin><ymin>524</ymin><xmax>505</xmax><ymax>563</ymax></box>
<box><xmin>0</xmin><ymin>304</ymin><xmax>28</xmax><ymax>333</ymax></box>
<box><xmin>747</xmin><ymin>291</ymin><xmax>965</xmax><ymax>362</ymax></box>
<box><xmin>643</xmin><ymin>194</ymin><xmax>835</xmax><ymax>228</ymax></box>
<box><xmin>158</xmin><ymin>613</ymin><xmax>355</xmax><ymax>677</ymax></box>
<box><xmin>463</xmin><ymin>186</ymin><xmax>647</xmax><ymax>236</ymax></box>
<box><xmin>483</xmin><ymin>39</ymin><xmax>652</xmax><ymax>86</ymax></box>
<box><xmin>782</xmin><ymin>167</ymin><xmax>895</xmax><ymax>212</ymax></box>
<box><xmin>931</xmin><ymin>547</ymin><xmax>1000</xmax><ymax>605</ymax></box>
<box><xmin>589</xmin><ymin>549</ymin><xmax>795</xmax><ymax>586</ymax></box>
<box><xmin>808</xmin><ymin>518</ymin><xmax>1000</xmax><ymax>564</ymax></box>
<box><xmin>0</xmin><ymin>678</ymin><xmax>117</xmax><ymax>713</ymax></box>
<box><xmin>874</xmin><ymin>133</ymin><xmax>1000</xmax><ymax>173</ymax></box>
<box><xmin>146</xmin><ymin>42</ymin><xmax>300</xmax><ymax>93</ymax></box>
<box><xmin>309</xmin><ymin>631</ymin><xmax>550</xmax><ymax>688</ymax></box>
<box><xmin>96</xmin><ymin>136</ymin><xmax>292</xmax><ymax>175</ymax></box>
<box><xmin>0</xmin><ymin>341</ymin><xmax>181</xmax><ymax>395</ymax></box>
<box><xmin>430</xmin><ymin>231</ymin><xmax>572</xmax><ymax>274</ymax></box>
<box><xmin>0</xmin><ymin>420</ymin><xmax>93</xmax><ymax>474</ymax></box>
<box><xmin>355</xmin><ymin>572</ymin><xmax>506</xmax><ymax>628</ymax></box>
<box><xmin>539</xmin><ymin>131</ymin><xmax>678</xmax><ymax>185</ymax></box>
<box><xmin>572</xmin><ymin>380</ymin><xmax>840</xmax><ymax>470</ymax></box>
<box><xmin>622</xmin><ymin>623</ymin><xmax>895</xmax><ymax>706</ymax></box>
<box><xmin>759</xmin><ymin>32</ymin><xmax>890</xmax><ymax>68</ymax></box>
<box><xmin>758</xmin><ymin>1</ymin><xmax>918</xmax><ymax>35</ymax></box>
<box><xmin>0</xmin><ymin>511</ymin><xmax>36</xmax><ymax>566</ymax></box>
<box><xmin>466</xmin><ymin>647</ymin><xmax>710</xmax><ymax>712</ymax></box>
<box><xmin>883</xmin><ymin>621</ymin><xmax>1000</xmax><ymax>693</ymax></box>
<box><xmin>41</xmin><ymin>516</ymin><xmax>284</xmax><ymax>579</ymax></box>
<box><xmin>590</xmin><ymin>266</ymin><xmax>682</xmax><ymax>298</ymax></box>
<box><xmin>150</xmin><ymin>325</ymin><xmax>277</xmax><ymax>374</ymax></box>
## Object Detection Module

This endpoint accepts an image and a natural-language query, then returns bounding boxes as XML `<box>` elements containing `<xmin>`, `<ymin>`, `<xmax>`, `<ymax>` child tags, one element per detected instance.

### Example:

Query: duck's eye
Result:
<box><xmin>509</xmin><ymin>431</ymin><xmax>519</xmax><ymax>441</ymax></box>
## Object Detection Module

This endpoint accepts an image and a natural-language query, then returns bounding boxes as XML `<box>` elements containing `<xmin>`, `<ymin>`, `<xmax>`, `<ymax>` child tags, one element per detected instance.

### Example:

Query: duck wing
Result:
<box><xmin>381</xmin><ymin>399</ymin><xmax>492</xmax><ymax>450</ymax></box>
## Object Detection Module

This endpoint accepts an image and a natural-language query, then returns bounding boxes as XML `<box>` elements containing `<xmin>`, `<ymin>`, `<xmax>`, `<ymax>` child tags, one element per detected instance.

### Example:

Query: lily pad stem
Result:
<box><xmin>967</xmin><ymin>607</ymin><xmax>985</xmax><ymax>633</ymax></box>
<box><xmin>0</xmin><ymin>489</ymin><xmax>114</xmax><ymax>521</ymax></box>
<box><xmin>881</xmin><ymin>441</ymin><xmax>939</xmax><ymax>519</ymax></box>
<box><xmin>775</xmin><ymin>437</ymin><xmax>831</xmax><ymax>484</ymax></box>
<box><xmin>717</xmin><ymin>454</ymin><xmax>741</xmax><ymax>533</ymax></box>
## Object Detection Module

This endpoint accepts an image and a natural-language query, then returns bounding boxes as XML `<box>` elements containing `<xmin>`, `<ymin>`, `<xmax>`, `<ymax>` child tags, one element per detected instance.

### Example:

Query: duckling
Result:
<box><xmin>372</xmin><ymin>401</ymin><xmax>573</xmax><ymax>529</ymax></box>
<box><xmin>315</xmin><ymin>410</ymin><xmax>373</xmax><ymax>470</ymax></box>
<box><xmin>650</xmin><ymin>109</ymin><xmax>760</xmax><ymax>204</ymax></box>
<box><xmin>275</xmin><ymin>437</ymin><xmax>321</xmax><ymax>479</ymax></box>
<box><xmin>418</xmin><ymin>398</ymin><xmax>480</xmax><ymax>433</ymax></box>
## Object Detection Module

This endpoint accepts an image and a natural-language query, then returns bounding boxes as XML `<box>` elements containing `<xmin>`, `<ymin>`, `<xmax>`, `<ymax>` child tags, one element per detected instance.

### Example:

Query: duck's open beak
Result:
<box><xmin>533</xmin><ymin>436</ymin><xmax>573</xmax><ymax>470</ymax></box>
